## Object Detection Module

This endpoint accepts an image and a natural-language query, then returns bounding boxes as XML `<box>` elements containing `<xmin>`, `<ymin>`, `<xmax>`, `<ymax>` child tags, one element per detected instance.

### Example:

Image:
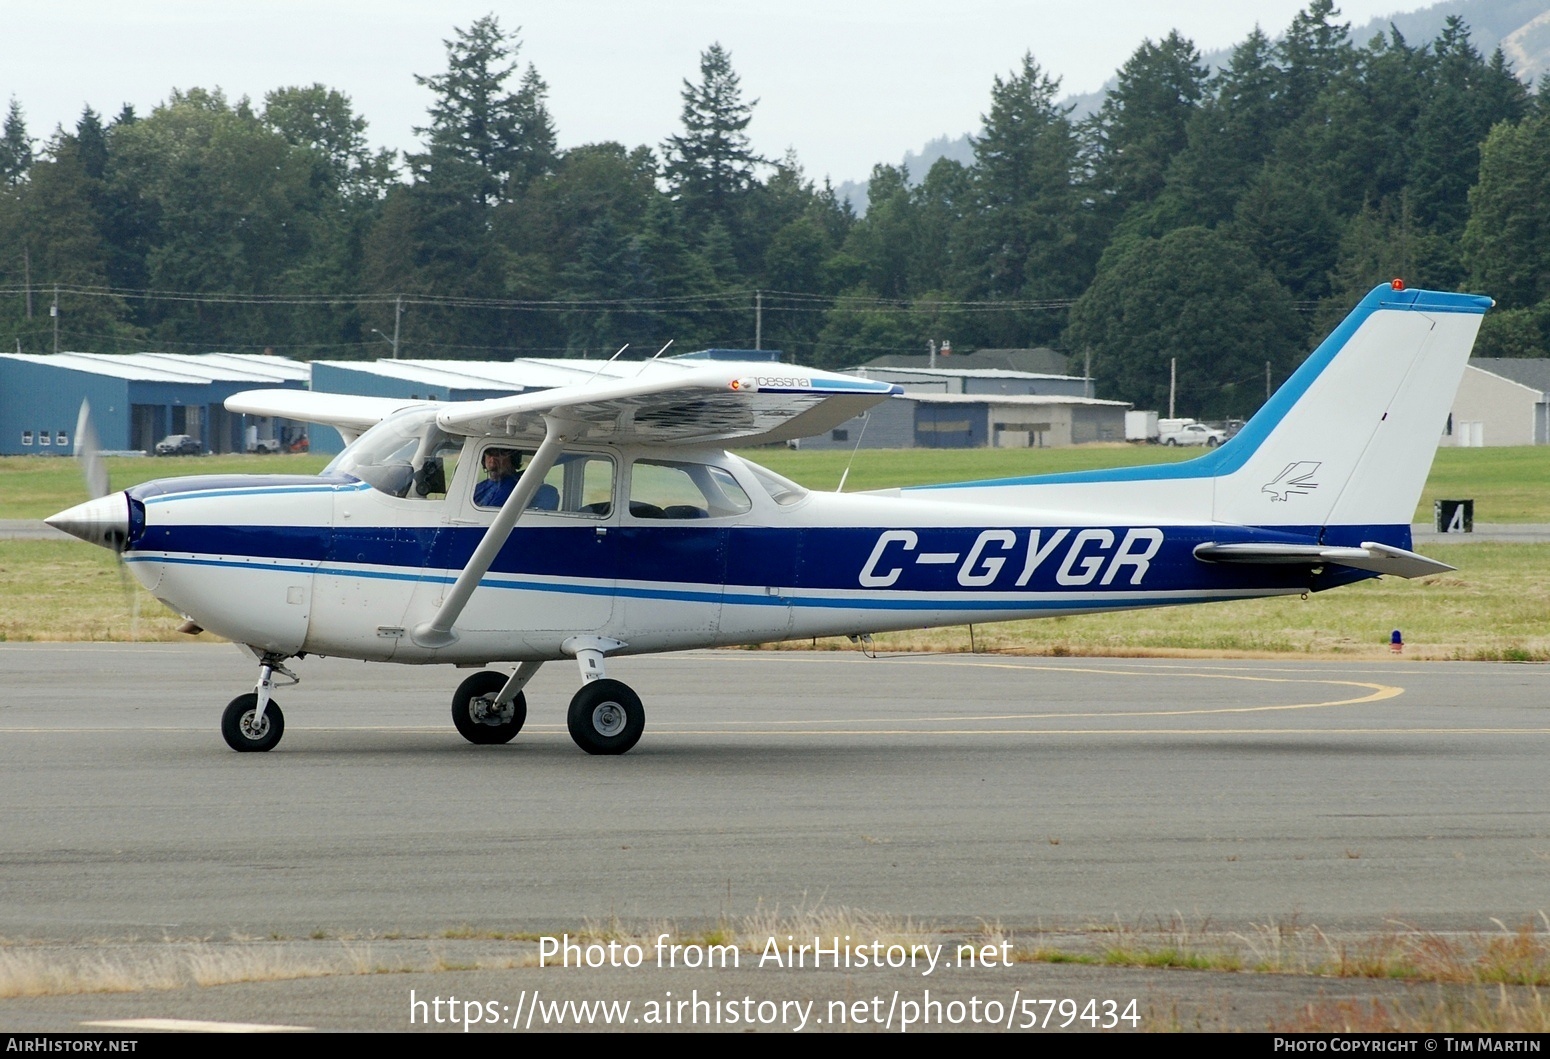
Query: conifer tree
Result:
<box><xmin>1086</xmin><ymin>32</ymin><xmax>1207</xmax><ymax>224</ymax></box>
<box><xmin>414</xmin><ymin>15</ymin><xmax>555</xmax><ymax>203</ymax></box>
<box><xmin>663</xmin><ymin>43</ymin><xmax>764</xmax><ymax>227</ymax></box>
<box><xmin>0</xmin><ymin>99</ymin><xmax>33</xmax><ymax>186</ymax></box>
<box><xmin>962</xmin><ymin>53</ymin><xmax>1088</xmax><ymax>339</ymax></box>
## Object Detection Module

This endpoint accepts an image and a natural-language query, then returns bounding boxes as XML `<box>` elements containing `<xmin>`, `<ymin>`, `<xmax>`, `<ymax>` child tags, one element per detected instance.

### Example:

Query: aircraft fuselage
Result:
<box><xmin>119</xmin><ymin>443</ymin><xmax>1380</xmax><ymax>665</ymax></box>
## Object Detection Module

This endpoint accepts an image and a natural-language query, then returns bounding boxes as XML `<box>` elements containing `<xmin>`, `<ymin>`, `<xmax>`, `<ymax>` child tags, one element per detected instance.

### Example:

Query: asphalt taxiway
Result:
<box><xmin>2</xmin><ymin>644</ymin><xmax>1547</xmax><ymax>1030</ymax></box>
<box><xmin>3</xmin><ymin>643</ymin><xmax>1547</xmax><ymax>934</ymax></box>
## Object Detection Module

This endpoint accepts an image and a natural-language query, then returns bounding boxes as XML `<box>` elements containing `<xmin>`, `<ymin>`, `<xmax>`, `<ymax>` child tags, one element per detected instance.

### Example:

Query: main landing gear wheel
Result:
<box><xmin>567</xmin><ymin>679</ymin><xmax>644</xmax><ymax>756</ymax></box>
<box><xmin>222</xmin><ymin>693</ymin><xmax>285</xmax><ymax>752</ymax></box>
<box><xmin>452</xmin><ymin>671</ymin><xmax>527</xmax><ymax>745</ymax></box>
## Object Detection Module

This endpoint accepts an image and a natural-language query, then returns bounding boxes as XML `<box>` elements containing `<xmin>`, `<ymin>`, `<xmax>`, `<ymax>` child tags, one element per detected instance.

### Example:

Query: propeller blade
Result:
<box><xmin>74</xmin><ymin>399</ymin><xmax>110</xmax><ymax>500</ymax></box>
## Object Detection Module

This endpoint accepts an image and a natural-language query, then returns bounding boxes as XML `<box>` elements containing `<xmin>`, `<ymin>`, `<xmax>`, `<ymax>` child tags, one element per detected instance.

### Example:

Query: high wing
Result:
<box><xmin>435</xmin><ymin>361</ymin><xmax>899</xmax><ymax>446</ymax></box>
<box><xmin>225</xmin><ymin>389</ymin><xmax>438</xmax><ymax>445</ymax></box>
<box><xmin>227</xmin><ymin>361</ymin><xmax>899</xmax><ymax>448</ymax></box>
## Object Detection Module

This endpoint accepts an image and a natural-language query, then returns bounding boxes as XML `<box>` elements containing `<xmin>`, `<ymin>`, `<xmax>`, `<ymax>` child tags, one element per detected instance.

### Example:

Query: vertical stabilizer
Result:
<box><xmin>1210</xmin><ymin>285</ymin><xmax>1489</xmax><ymax>531</ymax></box>
<box><xmin>901</xmin><ymin>284</ymin><xmax>1488</xmax><ymax>533</ymax></box>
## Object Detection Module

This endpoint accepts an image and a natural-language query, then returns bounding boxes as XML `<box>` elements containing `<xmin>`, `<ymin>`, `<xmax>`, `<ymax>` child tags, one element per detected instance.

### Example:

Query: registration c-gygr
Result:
<box><xmin>857</xmin><ymin>527</ymin><xmax>1167</xmax><ymax>590</ymax></box>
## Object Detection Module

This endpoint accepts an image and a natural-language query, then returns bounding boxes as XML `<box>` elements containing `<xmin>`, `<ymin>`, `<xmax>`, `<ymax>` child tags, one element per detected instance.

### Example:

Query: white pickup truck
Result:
<box><xmin>1158</xmin><ymin>421</ymin><xmax>1227</xmax><ymax>447</ymax></box>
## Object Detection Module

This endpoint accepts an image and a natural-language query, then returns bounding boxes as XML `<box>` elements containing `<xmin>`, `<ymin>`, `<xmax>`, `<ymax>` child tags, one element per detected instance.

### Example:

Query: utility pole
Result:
<box><xmin>928</xmin><ymin>340</ymin><xmax>936</xmax><ymax>368</ymax></box>
<box><xmin>754</xmin><ymin>290</ymin><xmax>762</xmax><ymax>351</ymax></box>
<box><xmin>23</xmin><ymin>247</ymin><xmax>32</xmax><ymax>318</ymax></box>
<box><xmin>1265</xmin><ymin>360</ymin><xmax>1271</xmax><ymax>400</ymax></box>
<box><xmin>51</xmin><ymin>285</ymin><xmax>59</xmax><ymax>354</ymax></box>
<box><xmin>1084</xmin><ymin>348</ymin><xmax>1092</xmax><ymax>399</ymax></box>
<box><xmin>373</xmin><ymin>297</ymin><xmax>403</xmax><ymax>360</ymax></box>
<box><xmin>1169</xmin><ymin>357</ymin><xmax>1176</xmax><ymax>419</ymax></box>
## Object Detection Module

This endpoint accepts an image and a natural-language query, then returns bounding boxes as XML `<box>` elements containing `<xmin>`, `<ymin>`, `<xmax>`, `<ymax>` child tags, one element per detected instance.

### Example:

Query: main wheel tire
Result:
<box><xmin>567</xmin><ymin>679</ymin><xmax>644</xmax><ymax>756</ymax></box>
<box><xmin>222</xmin><ymin>693</ymin><xmax>284</xmax><ymax>752</ymax></box>
<box><xmin>451</xmin><ymin>671</ymin><xmax>526</xmax><ymax>745</ymax></box>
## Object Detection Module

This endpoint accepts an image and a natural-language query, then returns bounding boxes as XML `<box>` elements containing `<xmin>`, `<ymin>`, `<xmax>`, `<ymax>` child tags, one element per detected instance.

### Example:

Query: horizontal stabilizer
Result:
<box><xmin>1193</xmin><ymin>540</ymin><xmax>1454</xmax><ymax>579</ymax></box>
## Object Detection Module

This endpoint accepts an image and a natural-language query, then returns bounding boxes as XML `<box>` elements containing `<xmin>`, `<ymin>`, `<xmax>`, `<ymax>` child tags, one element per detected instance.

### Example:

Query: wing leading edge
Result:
<box><xmin>227</xmin><ymin>363</ymin><xmax>899</xmax><ymax>449</ymax></box>
<box><xmin>435</xmin><ymin>362</ymin><xmax>900</xmax><ymax>446</ymax></box>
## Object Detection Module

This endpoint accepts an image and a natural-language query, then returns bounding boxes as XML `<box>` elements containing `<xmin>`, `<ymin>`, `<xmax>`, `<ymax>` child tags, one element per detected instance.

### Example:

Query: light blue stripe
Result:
<box><xmin>125</xmin><ymin>553</ymin><xmax>1248</xmax><ymax>613</ymax></box>
<box><xmin>143</xmin><ymin>482</ymin><xmax>369</xmax><ymax>504</ymax></box>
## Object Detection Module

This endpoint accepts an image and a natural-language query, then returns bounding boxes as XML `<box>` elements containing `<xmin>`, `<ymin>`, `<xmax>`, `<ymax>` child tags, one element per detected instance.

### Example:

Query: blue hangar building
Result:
<box><xmin>0</xmin><ymin>352</ymin><xmax>309</xmax><ymax>456</ymax></box>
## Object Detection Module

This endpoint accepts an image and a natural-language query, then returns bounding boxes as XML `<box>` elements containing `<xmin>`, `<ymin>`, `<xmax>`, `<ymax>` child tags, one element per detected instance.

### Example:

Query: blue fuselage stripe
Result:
<box><xmin>128</xmin><ymin>520</ymin><xmax>1396</xmax><ymax>601</ymax></box>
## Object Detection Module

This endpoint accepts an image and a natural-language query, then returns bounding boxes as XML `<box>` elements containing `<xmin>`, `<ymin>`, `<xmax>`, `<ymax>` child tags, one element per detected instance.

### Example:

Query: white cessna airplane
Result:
<box><xmin>47</xmin><ymin>282</ymin><xmax>1488</xmax><ymax>755</ymax></box>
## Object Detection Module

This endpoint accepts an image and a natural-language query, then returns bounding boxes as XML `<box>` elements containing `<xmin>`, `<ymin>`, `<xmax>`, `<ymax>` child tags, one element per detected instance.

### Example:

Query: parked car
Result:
<box><xmin>246</xmin><ymin>437</ymin><xmax>283</xmax><ymax>454</ymax></box>
<box><xmin>154</xmin><ymin>434</ymin><xmax>202</xmax><ymax>456</ymax></box>
<box><xmin>1158</xmin><ymin>422</ymin><xmax>1227</xmax><ymax>447</ymax></box>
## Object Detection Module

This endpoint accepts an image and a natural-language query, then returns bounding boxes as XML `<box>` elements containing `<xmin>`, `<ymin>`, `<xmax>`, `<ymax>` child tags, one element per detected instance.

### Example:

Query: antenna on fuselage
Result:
<box><xmin>649</xmin><ymin>340</ymin><xmax>675</xmax><ymax>359</ymax></box>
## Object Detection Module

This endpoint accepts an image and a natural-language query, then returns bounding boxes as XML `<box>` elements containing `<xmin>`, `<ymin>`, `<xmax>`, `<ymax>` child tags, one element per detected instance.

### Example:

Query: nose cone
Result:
<box><xmin>45</xmin><ymin>493</ymin><xmax>130</xmax><ymax>552</ymax></box>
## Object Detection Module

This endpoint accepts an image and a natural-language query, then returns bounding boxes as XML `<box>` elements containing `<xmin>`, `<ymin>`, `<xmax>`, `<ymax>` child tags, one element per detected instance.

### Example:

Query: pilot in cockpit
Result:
<box><xmin>474</xmin><ymin>447</ymin><xmax>518</xmax><ymax>507</ymax></box>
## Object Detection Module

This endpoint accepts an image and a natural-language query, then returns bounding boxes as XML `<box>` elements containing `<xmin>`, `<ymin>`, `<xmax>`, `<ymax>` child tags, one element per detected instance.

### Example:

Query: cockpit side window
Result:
<box><xmin>472</xmin><ymin>446</ymin><xmax>614</xmax><ymax>517</ymax></box>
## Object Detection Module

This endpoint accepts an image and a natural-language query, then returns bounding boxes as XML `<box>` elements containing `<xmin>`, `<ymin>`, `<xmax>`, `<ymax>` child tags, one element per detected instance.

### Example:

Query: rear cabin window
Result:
<box><xmin>628</xmin><ymin>460</ymin><xmax>752</xmax><ymax>520</ymax></box>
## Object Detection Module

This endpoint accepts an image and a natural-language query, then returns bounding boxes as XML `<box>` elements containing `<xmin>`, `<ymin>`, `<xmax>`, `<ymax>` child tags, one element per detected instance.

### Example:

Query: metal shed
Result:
<box><xmin>0</xmin><ymin>352</ymin><xmax>308</xmax><ymax>456</ymax></box>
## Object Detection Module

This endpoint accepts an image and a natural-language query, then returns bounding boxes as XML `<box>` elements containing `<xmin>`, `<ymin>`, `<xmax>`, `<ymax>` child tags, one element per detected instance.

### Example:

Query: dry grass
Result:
<box><xmin>0</xmin><ymin>941</ymin><xmax>382</xmax><ymax>998</ymax></box>
<box><xmin>736</xmin><ymin>900</ymin><xmax>931</xmax><ymax>952</ymax></box>
<box><xmin>1026</xmin><ymin>915</ymin><xmax>1550</xmax><ymax>988</ymax></box>
<box><xmin>12</xmin><ymin>914</ymin><xmax>1550</xmax><ymax>1033</ymax></box>
<box><xmin>1278</xmin><ymin>990</ymin><xmax>1550</xmax><ymax>1033</ymax></box>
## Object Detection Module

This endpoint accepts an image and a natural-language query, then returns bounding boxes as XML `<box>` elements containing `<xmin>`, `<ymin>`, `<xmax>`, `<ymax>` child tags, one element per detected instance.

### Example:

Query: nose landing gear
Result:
<box><xmin>222</xmin><ymin>653</ymin><xmax>297</xmax><ymax>752</ymax></box>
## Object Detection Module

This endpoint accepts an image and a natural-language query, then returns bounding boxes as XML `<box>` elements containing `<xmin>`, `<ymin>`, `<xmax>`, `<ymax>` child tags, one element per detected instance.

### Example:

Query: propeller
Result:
<box><xmin>46</xmin><ymin>400</ymin><xmax>139</xmax><ymax>636</ymax></box>
<box><xmin>74</xmin><ymin>398</ymin><xmax>109</xmax><ymax>503</ymax></box>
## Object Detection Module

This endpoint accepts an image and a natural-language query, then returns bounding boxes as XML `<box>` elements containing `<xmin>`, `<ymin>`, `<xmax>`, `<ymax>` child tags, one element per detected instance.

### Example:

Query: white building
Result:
<box><xmin>1443</xmin><ymin>359</ymin><xmax>1550</xmax><ymax>447</ymax></box>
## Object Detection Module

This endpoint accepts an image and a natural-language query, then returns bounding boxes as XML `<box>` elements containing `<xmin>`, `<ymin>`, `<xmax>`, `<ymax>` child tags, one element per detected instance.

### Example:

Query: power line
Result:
<box><xmin>0</xmin><ymin>283</ymin><xmax>1078</xmax><ymax>313</ymax></box>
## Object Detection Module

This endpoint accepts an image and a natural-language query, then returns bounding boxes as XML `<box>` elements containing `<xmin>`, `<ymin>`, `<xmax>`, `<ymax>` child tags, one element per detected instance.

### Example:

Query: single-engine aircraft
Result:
<box><xmin>46</xmin><ymin>282</ymin><xmax>1490</xmax><ymax>755</ymax></box>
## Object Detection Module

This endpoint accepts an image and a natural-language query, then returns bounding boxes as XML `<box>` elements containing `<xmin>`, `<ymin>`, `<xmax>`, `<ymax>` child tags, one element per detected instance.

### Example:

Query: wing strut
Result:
<box><xmin>412</xmin><ymin>416</ymin><xmax>574</xmax><ymax>649</ymax></box>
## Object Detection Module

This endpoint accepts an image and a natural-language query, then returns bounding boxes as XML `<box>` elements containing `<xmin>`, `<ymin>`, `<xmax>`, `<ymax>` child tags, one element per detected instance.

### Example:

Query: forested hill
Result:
<box><xmin>1</xmin><ymin>1</ymin><xmax>1547</xmax><ymax>421</ymax></box>
<box><xmin>841</xmin><ymin>0</ymin><xmax>1550</xmax><ymax>212</ymax></box>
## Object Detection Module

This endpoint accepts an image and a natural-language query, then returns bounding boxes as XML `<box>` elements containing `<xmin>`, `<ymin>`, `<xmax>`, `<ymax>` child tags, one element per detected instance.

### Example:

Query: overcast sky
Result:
<box><xmin>5</xmin><ymin>1</ymin><xmax>1415</xmax><ymax>185</ymax></box>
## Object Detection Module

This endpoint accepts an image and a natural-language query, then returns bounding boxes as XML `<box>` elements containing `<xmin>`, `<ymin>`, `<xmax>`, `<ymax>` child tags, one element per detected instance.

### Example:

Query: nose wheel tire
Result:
<box><xmin>222</xmin><ymin>693</ymin><xmax>285</xmax><ymax>752</ymax></box>
<box><xmin>567</xmin><ymin>679</ymin><xmax>644</xmax><ymax>755</ymax></box>
<box><xmin>452</xmin><ymin>671</ymin><xmax>527</xmax><ymax>745</ymax></box>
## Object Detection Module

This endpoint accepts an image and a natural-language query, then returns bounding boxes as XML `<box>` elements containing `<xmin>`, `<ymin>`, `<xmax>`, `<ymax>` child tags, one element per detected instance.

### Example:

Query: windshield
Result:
<box><xmin>323</xmin><ymin>407</ymin><xmax>454</xmax><ymax>498</ymax></box>
<box><xmin>733</xmin><ymin>457</ymin><xmax>809</xmax><ymax>507</ymax></box>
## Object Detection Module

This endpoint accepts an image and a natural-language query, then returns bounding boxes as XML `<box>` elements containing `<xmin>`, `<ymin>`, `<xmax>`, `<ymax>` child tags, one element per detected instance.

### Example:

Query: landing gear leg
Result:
<box><xmin>222</xmin><ymin>653</ymin><xmax>297</xmax><ymax>752</ymax></box>
<box><xmin>562</xmin><ymin>637</ymin><xmax>643</xmax><ymax>756</ymax></box>
<box><xmin>451</xmin><ymin>661</ymin><xmax>541</xmax><ymax>745</ymax></box>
